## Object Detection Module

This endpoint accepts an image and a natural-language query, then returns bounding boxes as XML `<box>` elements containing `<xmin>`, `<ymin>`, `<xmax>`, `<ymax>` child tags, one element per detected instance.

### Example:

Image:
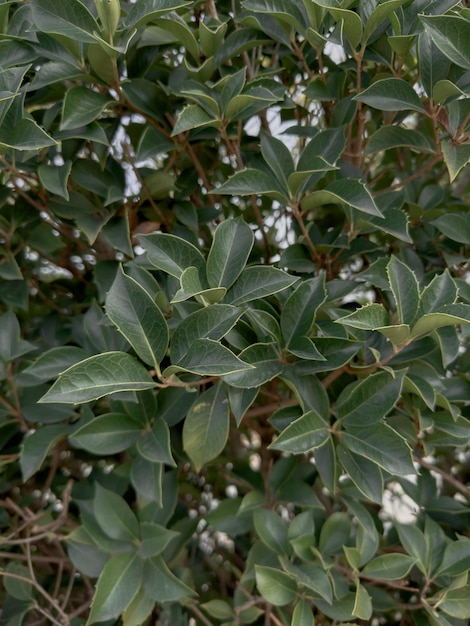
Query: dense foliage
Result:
<box><xmin>1</xmin><ymin>0</ymin><xmax>470</xmax><ymax>624</ymax></box>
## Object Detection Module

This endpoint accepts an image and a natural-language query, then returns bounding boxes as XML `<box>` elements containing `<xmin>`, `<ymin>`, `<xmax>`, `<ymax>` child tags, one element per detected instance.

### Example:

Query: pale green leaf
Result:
<box><xmin>439</xmin><ymin>587</ymin><xmax>470</xmax><ymax>620</ymax></box>
<box><xmin>106</xmin><ymin>267</ymin><xmax>169</xmax><ymax>370</ymax></box>
<box><xmin>183</xmin><ymin>384</ymin><xmax>229</xmax><ymax>471</ymax></box>
<box><xmin>410</xmin><ymin>303</ymin><xmax>470</xmax><ymax>339</ymax></box>
<box><xmin>436</xmin><ymin>538</ymin><xmax>470</xmax><ymax>577</ymax></box>
<box><xmin>335</xmin><ymin>303</ymin><xmax>390</xmax><ymax>330</ymax></box>
<box><xmin>255</xmin><ymin>565</ymin><xmax>297</xmax><ymax>606</ymax></box>
<box><xmin>441</xmin><ymin>141</ymin><xmax>470</xmax><ymax>182</ymax></box>
<box><xmin>122</xmin><ymin>589</ymin><xmax>155</xmax><ymax>626</ymax></box>
<box><xmin>363</xmin><ymin>0</ymin><xmax>410</xmax><ymax>44</ymax></box>
<box><xmin>38</xmin><ymin>352</ymin><xmax>156</xmax><ymax>404</ymax></box>
<box><xmin>86</xmin><ymin>553</ymin><xmax>142</xmax><ymax>625</ymax></box>
<box><xmin>138</xmin><ymin>522</ymin><xmax>179</xmax><ymax>559</ymax></box>
<box><xmin>361</xmin><ymin>553</ymin><xmax>415</xmax><ymax>580</ymax></box>
<box><xmin>292</xmin><ymin>598</ymin><xmax>315</xmax><ymax>626</ymax></box>
<box><xmin>172</xmin><ymin>266</ymin><xmax>227</xmax><ymax>304</ymax></box>
<box><xmin>353</xmin><ymin>581</ymin><xmax>373</xmax><ymax>621</ymax></box>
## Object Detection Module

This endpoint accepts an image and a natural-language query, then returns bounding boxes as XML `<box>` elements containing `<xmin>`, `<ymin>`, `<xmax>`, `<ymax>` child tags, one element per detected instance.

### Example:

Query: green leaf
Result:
<box><xmin>183</xmin><ymin>384</ymin><xmax>229</xmax><ymax>471</ymax></box>
<box><xmin>16</xmin><ymin>347</ymin><xmax>89</xmax><ymax>385</ymax></box>
<box><xmin>420</xmin><ymin>14</ymin><xmax>470</xmax><ymax>70</ymax></box>
<box><xmin>439</xmin><ymin>587</ymin><xmax>470</xmax><ymax>620</ymax></box>
<box><xmin>242</xmin><ymin>0</ymin><xmax>307</xmax><ymax>32</ymax></box>
<box><xmin>125</xmin><ymin>0</ymin><xmax>193</xmax><ymax>29</ymax></box>
<box><xmin>142</xmin><ymin>555</ymin><xmax>196</xmax><ymax>601</ymax></box>
<box><xmin>206</xmin><ymin>218</ymin><xmax>254</xmax><ymax>289</ymax></box>
<box><xmin>281</xmin><ymin>561</ymin><xmax>333</xmax><ymax>603</ymax></box>
<box><xmin>361</xmin><ymin>553</ymin><xmax>415</xmax><ymax>580</ymax></box>
<box><xmin>337</xmin><ymin>445</ymin><xmax>383</xmax><ymax>504</ymax></box>
<box><xmin>354</xmin><ymin>78</ymin><xmax>424</xmax><ymax>112</ymax></box>
<box><xmin>260</xmin><ymin>132</ymin><xmax>295</xmax><ymax>193</ymax></box>
<box><xmin>336</xmin><ymin>370</ymin><xmax>405</xmax><ymax>427</ymax></box>
<box><xmin>31</xmin><ymin>0</ymin><xmax>100</xmax><ymax>44</ymax></box>
<box><xmin>363</xmin><ymin>0</ymin><xmax>410</xmax><ymax>44</ymax></box>
<box><xmin>171</xmin><ymin>104</ymin><xmax>220</xmax><ymax>135</ymax></box>
<box><xmin>341</xmin><ymin>423</ymin><xmax>415</xmax><ymax>476</ymax></box>
<box><xmin>201</xmin><ymin>600</ymin><xmax>233</xmax><ymax>621</ymax></box>
<box><xmin>319</xmin><ymin>511</ymin><xmax>351</xmax><ymax>556</ymax></box>
<box><xmin>213</xmin><ymin>168</ymin><xmax>288</xmax><ymax>203</ymax></box>
<box><xmin>254</xmin><ymin>509</ymin><xmax>289</xmax><ymax>556</ymax></box>
<box><xmin>441</xmin><ymin>141</ymin><xmax>470</xmax><ymax>182</ymax></box>
<box><xmin>136</xmin><ymin>419</ymin><xmax>176</xmax><ymax>467</ymax></box>
<box><xmin>353</xmin><ymin>581</ymin><xmax>373</xmax><ymax>621</ymax></box>
<box><xmin>335</xmin><ymin>303</ymin><xmax>390</xmax><ymax>330</ymax></box>
<box><xmin>138</xmin><ymin>522</ymin><xmax>178</xmax><ymax>559</ymax></box>
<box><xmin>269</xmin><ymin>409</ymin><xmax>329</xmax><ymax>454</ymax></box>
<box><xmin>410</xmin><ymin>303</ymin><xmax>470</xmax><ymax>339</ymax></box>
<box><xmin>320</xmin><ymin>4</ymin><xmax>363</xmax><ymax>49</ymax></box>
<box><xmin>387</xmin><ymin>256</ymin><xmax>420</xmax><ymax>325</ymax></box>
<box><xmin>122</xmin><ymin>589</ymin><xmax>155</xmax><ymax>626</ymax></box>
<box><xmin>363</xmin><ymin>208</ymin><xmax>412</xmax><ymax>244</ymax></box>
<box><xmin>172</xmin><ymin>266</ymin><xmax>227</xmax><ymax>304</ymax></box>
<box><xmin>396</xmin><ymin>523</ymin><xmax>428</xmax><ymax>574</ymax></box>
<box><xmin>225</xmin><ymin>266</ymin><xmax>298</xmax><ymax>306</ymax></box>
<box><xmin>255</xmin><ymin>565</ymin><xmax>297</xmax><ymax>607</ymax></box>
<box><xmin>436</xmin><ymin>538</ymin><xmax>470</xmax><ymax>577</ymax></box>
<box><xmin>20</xmin><ymin>425</ymin><xmax>72</xmax><ymax>482</ymax></box>
<box><xmin>93</xmin><ymin>483</ymin><xmax>139</xmax><ymax>542</ymax></box>
<box><xmin>302</xmin><ymin>179</ymin><xmax>383</xmax><ymax>217</ymax></box>
<box><xmin>3</xmin><ymin>563</ymin><xmax>34</xmax><ymax>601</ymax></box>
<box><xmin>169</xmin><ymin>338</ymin><xmax>253</xmax><ymax>376</ymax></box>
<box><xmin>106</xmin><ymin>267</ymin><xmax>168</xmax><ymax>370</ymax></box>
<box><xmin>281</xmin><ymin>274</ymin><xmax>326</xmax><ymax>347</ymax></box>
<box><xmin>222</xmin><ymin>342</ymin><xmax>282</xmax><ymax>388</ymax></box>
<box><xmin>365</xmin><ymin>126</ymin><xmax>436</xmax><ymax>155</ymax></box>
<box><xmin>38</xmin><ymin>352</ymin><xmax>156</xmax><ymax>404</ymax></box>
<box><xmin>432</xmin><ymin>212</ymin><xmax>470</xmax><ymax>244</ymax></box>
<box><xmin>38</xmin><ymin>161</ymin><xmax>72</xmax><ymax>200</ymax></box>
<box><xmin>138</xmin><ymin>232</ymin><xmax>206</xmax><ymax>279</ymax></box>
<box><xmin>70</xmin><ymin>413</ymin><xmax>142</xmax><ymax>455</ymax></box>
<box><xmin>292</xmin><ymin>598</ymin><xmax>315</xmax><ymax>626</ymax></box>
<box><xmin>86</xmin><ymin>553</ymin><xmax>142</xmax><ymax>625</ymax></box>
<box><xmin>421</xmin><ymin>270</ymin><xmax>458</xmax><ymax>314</ymax></box>
<box><xmin>130</xmin><ymin>457</ymin><xmax>163</xmax><ymax>505</ymax></box>
<box><xmin>61</xmin><ymin>87</ymin><xmax>114</xmax><ymax>131</ymax></box>
<box><xmin>0</xmin><ymin>118</ymin><xmax>57</xmax><ymax>151</ymax></box>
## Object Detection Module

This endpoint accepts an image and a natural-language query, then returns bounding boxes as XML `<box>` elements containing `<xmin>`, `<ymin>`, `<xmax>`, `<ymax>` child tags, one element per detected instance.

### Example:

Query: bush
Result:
<box><xmin>1</xmin><ymin>1</ymin><xmax>470</xmax><ymax>625</ymax></box>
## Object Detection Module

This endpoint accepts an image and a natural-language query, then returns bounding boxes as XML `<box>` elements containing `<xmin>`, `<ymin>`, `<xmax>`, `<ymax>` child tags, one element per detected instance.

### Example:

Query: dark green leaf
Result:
<box><xmin>420</xmin><ymin>14</ymin><xmax>470</xmax><ymax>70</ymax></box>
<box><xmin>213</xmin><ymin>168</ymin><xmax>288</xmax><ymax>203</ymax></box>
<box><xmin>38</xmin><ymin>352</ymin><xmax>156</xmax><ymax>404</ymax></box>
<box><xmin>432</xmin><ymin>212</ymin><xmax>470</xmax><ymax>244</ymax></box>
<box><xmin>225</xmin><ymin>266</ymin><xmax>298</xmax><ymax>306</ymax></box>
<box><xmin>30</xmin><ymin>0</ymin><xmax>100</xmax><ymax>44</ymax></box>
<box><xmin>136</xmin><ymin>419</ymin><xmax>176</xmax><ymax>467</ymax></box>
<box><xmin>439</xmin><ymin>587</ymin><xmax>470</xmax><ymax>620</ymax></box>
<box><xmin>302</xmin><ymin>179</ymin><xmax>383</xmax><ymax>217</ymax></box>
<box><xmin>269</xmin><ymin>409</ymin><xmax>329</xmax><ymax>454</ymax></box>
<box><xmin>61</xmin><ymin>87</ymin><xmax>114</xmax><ymax>131</ymax></box>
<box><xmin>70</xmin><ymin>413</ymin><xmax>142</xmax><ymax>455</ymax></box>
<box><xmin>142</xmin><ymin>556</ymin><xmax>196</xmax><ymax>601</ymax></box>
<box><xmin>206</xmin><ymin>218</ymin><xmax>254</xmax><ymax>289</ymax></box>
<box><xmin>254</xmin><ymin>509</ymin><xmax>289</xmax><ymax>556</ymax></box>
<box><xmin>337</xmin><ymin>445</ymin><xmax>383</xmax><ymax>504</ymax></box>
<box><xmin>138</xmin><ymin>232</ymin><xmax>206</xmax><ymax>279</ymax></box>
<box><xmin>20</xmin><ymin>425</ymin><xmax>72</xmax><ymax>482</ymax></box>
<box><xmin>354</xmin><ymin>78</ymin><xmax>424</xmax><ymax>112</ymax></box>
<box><xmin>93</xmin><ymin>483</ymin><xmax>139</xmax><ymax>542</ymax></box>
<box><xmin>169</xmin><ymin>338</ymin><xmax>253</xmax><ymax>376</ymax></box>
<box><xmin>280</xmin><ymin>274</ymin><xmax>326</xmax><ymax>347</ymax></box>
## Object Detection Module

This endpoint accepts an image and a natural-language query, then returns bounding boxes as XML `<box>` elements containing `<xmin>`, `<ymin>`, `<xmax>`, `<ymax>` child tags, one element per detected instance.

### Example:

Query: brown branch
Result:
<box><xmin>415</xmin><ymin>457</ymin><xmax>470</xmax><ymax>499</ymax></box>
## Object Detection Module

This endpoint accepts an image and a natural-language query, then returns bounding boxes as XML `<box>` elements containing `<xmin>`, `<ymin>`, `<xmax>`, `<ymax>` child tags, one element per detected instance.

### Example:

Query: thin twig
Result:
<box><xmin>415</xmin><ymin>457</ymin><xmax>470</xmax><ymax>499</ymax></box>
